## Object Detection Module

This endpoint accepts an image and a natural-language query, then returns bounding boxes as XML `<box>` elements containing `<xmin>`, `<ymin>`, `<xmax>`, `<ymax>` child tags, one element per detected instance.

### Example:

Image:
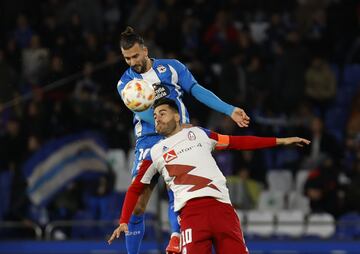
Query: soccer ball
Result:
<box><xmin>121</xmin><ymin>79</ymin><xmax>156</xmax><ymax>112</ymax></box>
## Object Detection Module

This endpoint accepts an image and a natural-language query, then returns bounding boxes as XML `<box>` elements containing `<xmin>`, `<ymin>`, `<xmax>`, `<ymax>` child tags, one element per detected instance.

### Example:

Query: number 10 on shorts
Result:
<box><xmin>181</xmin><ymin>228</ymin><xmax>192</xmax><ymax>246</ymax></box>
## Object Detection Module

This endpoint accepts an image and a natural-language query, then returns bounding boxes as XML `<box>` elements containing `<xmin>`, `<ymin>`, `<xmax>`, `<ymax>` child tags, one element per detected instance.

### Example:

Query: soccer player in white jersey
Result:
<box><xmin>116</xmin><ymin>27</ymin><xmax>250</xmax><ymax>254</ymax></box>
<box><xmin>108</xmin><ymin>98</ymin><xmax>310</xmax><ymax>253</ymax></box>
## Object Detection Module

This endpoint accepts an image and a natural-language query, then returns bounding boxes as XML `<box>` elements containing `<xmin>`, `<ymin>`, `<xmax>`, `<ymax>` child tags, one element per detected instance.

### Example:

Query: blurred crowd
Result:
<box><xmin>1</xmin><ymin>0</ymin><xmax>360</xmax><ymax>238</ymax></box>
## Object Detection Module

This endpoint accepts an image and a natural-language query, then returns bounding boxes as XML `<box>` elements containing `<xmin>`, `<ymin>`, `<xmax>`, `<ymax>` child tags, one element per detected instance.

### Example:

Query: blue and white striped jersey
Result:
<box><xmin>117</xmin><ymin>59</ymin><xmax>196</xmax><ymax>138</ymax></box>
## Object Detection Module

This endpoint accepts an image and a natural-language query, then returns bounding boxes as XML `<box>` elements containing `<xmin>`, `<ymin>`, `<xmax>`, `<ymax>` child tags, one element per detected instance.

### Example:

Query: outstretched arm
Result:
<box><xmin>171</xmin><ymin>59</ymin><xmax>250</xmax><ymax>127</ymax></box>
<box><xmin>204</xmin><ymin>129</ymin><xmax>310</xmax><ymax>150</ymax></box>
<box><xmin>276</xmin><ymin>137</ymin><xmax>311</xmax><ymax>147</ymax></box>
<box><xmin>191</xmin><ymin>84</ymin><xmax>250</xmax><ymax>128</ymax></box>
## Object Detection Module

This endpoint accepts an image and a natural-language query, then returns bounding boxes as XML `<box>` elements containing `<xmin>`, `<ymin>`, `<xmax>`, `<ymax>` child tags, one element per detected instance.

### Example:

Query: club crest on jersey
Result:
<box><xmin>188</xmin><ymin>131</ymin><xmax>196</xmax><ymax>141</ymax></box>
<box><xmin>157</xmin><ymin>65</ymin><xmax>167</xmax><ymax>73</ymax></box>
<box><xmin>163</xmin><ymin>149</ymin><xmax>177</xmax><ymax>163</ymax></box>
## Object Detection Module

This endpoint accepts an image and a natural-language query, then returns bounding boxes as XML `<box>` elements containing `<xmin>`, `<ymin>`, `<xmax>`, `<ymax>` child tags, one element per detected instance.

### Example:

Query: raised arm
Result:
<box><xmin>171</xmin><ymin>59</ymin><xmax>250</xmax><ymax>128</ymax></box>
<box><xmin>191</xmin><ymin>84</ymin><xmax>250</xmax><ymax>128</ymax></box>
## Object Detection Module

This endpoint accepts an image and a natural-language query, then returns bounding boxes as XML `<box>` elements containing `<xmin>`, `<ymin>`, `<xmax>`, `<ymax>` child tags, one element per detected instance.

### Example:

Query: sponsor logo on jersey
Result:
<box><xmin>165</xmin><ymin>164</ymin><xmax>220</xmax><ymax>192</ymax></box>
<box><xmin>153</xmin><ymin>83</ymin><xmax>170</xmax><ymax>100</ymax></box>
<box><xmin>157</xmin><ymin>65</ymin><xmax>167</xmax><ymax>73</ymax></box>
<box><xmin>187</xmin><ymin>131</ymin><xmax>196</xmax><ymax>141</ymax></box>
<box><xmin>163</xmin><ymin>149</ymin><xmax>177</xmax><ymax>163</ymax></box>
<box><xmin>177</xmin><ymin>143</ymin><xmax>202</xmax><ymax>155</ymax></box>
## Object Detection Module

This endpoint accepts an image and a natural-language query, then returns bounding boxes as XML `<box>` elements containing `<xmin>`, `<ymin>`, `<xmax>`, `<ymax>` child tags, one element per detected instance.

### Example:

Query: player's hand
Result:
<box><xmin>108</xmin><ymin>223</ymin><xmax>128</xmax><ymax>245</ymax></box>
<box><xmin>231</xmin><ymin>107</ymin><xmax>250</xmax><ymax>128</ymax></box>
<box><xmin>277</xmin><ymin>137</ymin><xmax>311</xmax><ymax>147</ymax></box>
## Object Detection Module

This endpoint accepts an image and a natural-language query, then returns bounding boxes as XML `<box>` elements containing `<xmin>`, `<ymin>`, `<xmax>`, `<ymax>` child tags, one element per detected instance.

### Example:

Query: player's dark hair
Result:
<box><xmin>153</xmin><ymin>98</ymin><xmax>179</xmax><ymax>113</ymax></box>
<box><xmin>120</xmin><ymin>26</ymin><xmax>145</xmax><ymax>49</ymax></box>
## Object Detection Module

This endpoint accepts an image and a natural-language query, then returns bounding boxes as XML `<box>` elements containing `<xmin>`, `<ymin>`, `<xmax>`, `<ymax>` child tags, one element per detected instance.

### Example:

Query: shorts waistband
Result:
<box><xmin>182</xmin><ymin>197</ymin><xmax>220</xmax><ymax>211</ymax></box>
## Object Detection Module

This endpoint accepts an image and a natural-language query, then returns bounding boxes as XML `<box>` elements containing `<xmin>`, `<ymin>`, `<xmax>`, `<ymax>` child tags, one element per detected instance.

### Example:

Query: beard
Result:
<box><xmin>132</xmin><ymin>58</ymin><xmax>148</xmax><ymax>73</ymax></box>
<box><xmin>156</xmin><ymin>118</ymin><xmax>177</xmax><ymax>137</ymax></box>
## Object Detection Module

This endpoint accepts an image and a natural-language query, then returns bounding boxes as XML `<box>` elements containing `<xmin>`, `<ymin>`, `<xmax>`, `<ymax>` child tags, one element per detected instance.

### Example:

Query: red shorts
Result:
<box><xmin>179</xmin><ymin>197</ymin><xmax>249</xmax><ymax>254</ymax></box>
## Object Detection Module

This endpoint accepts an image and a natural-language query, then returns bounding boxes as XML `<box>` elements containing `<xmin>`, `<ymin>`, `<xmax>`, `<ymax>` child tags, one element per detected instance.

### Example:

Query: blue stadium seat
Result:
<box><xmin>336</xmin><ymin>212</ymin><xmax>360</xmax><ymax>239</ymax></box>
<box><xmin>71</xmin><ymin>210</ymin><xmax>98</xmax><ymax>239</ymax></box>
<box><xmin>344</xmin><ymin>64</ymin><xmax>360</xmax><ymax>85</ymax></box>
<box><xmin>0</xmin><ymin>170</ymin><xmax>13</xmax><ymax>220</ymax></box>
<box><xmin>324</xmin><ymin>106</ymin><xmax>347</xmax><ymax>143</ymax></box>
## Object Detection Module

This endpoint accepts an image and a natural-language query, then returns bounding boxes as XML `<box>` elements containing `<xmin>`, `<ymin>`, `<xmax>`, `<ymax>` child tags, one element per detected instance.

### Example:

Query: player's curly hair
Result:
<box><xmin>120</xmin><ymin>26</ymin><xmax>145</xmax><ymax>49</ymax></box>
<box><xmin>153</xmin><ymin>98</ymin><xmax>179</xmax><ymax>113</ymax></box>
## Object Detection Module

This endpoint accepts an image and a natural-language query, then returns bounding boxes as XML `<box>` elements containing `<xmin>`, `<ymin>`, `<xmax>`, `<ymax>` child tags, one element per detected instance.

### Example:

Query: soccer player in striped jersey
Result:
<box><xmin>108</xmin><ymin>98</ymin><xmax>310</xmax><ymax>253</ymax></box>
<box><xmin>117</xmin><ymin>27</ymin><xmax>250</xmax><ymax>254</ymax></box>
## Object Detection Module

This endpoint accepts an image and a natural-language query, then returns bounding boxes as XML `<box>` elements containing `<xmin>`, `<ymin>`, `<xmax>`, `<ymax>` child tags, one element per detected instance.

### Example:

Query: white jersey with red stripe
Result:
<box><xmin>141</xmin><ymin>127</ymin><xmax>231</xmax><ymax>211</ymax></box>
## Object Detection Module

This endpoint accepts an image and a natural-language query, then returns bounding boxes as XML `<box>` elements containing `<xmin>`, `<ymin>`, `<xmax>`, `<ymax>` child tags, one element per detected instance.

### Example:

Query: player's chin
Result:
<box><xmin>155</xmin><ymin>126</ymin><xmax>162</xmax><ymax>134</ymax></box>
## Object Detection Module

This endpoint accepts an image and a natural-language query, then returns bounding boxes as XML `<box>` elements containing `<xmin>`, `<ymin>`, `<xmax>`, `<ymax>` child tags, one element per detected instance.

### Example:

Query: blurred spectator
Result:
<box><xmin>127</xmin><ymin>0</ymin><xmax>157</xmax><ymax>34</ymax></box>
<box><xmin>237</xmin><ymin>150</ymin><xmax>267</xmax><ymax>185</ymax></box>
<box><xmin>0</xmin><ymin>49</ymin><xmax>18</xmax><ymax>103</ymax></box>
<box><xmin>300</xmin><ymin>115</ymin><xmax>342</xmax><ymax>169</ymax></box>
<box><xmin>344</xmin><ymin>158</ymin><xmax>360</xmax><ymax>213</ymax></box>
<box><xmin>103</xmin><ymin>0</ymin><xmax>122</xmax><ymax>33</ymax></box>
<box><xmin>219</xmin><ymin>52</ymin><xmax>246</xmax><ymax>105</ymax></box>
<box><xmin>0</xmin><ymin>117</ymin><xmax>26</xmax><ymax>172</ymax></box>
<box><xmin>347</xmin><ymin>89</ymin><xmax>360</xmax><ymax>138</ymax></box>
<box><xmin>304</xmin><ymin>157</ymin><xmax>341</xmax><ymax>216</ymax></box>
<box><xmin>204</xmin><ymin>9</ymin><xmax>239</xmax><ymax>60</ymax></box>
<box><xmin>227</xmin><ymin>167</ymin><xmax>263</xmax><ymax>210</ymax></box>
<box><xmin>277</xmin><ymin>30</ymin><xmax>309</xmax><ymax>112</ymax></box>
<box><xmin>81</xmin><ymin>33</ymin><xmax>104</xmax><ymax>63</ymax></box>
<box><xmin>181</xmin><ymin>11</ymin><xmax>201</xmax><ymax>60</ymax></box>
<box><xmin>13</xmin><ymin>14</ymin><xmax>33</xmax><ymax>49</ymax></box>
<box><xmin>305</xmin><ymin>56</ymin><xmax>337</xmax><ymax>115</ymax></box>
<box><xmin>22</xmin><ymin>35</ymin><xmax>49</xmax><ymax>85</ymax></box>
<box><xmin>245</xmin><ymin>55</ymin><xmax>269</xmax><ymax>108</ymax></box>
<box><xmin>40</xmin><ymin>15</ymin><xmax>63</xmax><ymax>49</ymax></box>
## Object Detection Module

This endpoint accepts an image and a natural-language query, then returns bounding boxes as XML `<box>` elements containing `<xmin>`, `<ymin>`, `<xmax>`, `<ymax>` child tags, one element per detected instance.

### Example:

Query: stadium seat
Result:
<box><xmin>276</xmin><ymin>149</ymin><xmax>300</xmax><ymax>169</ymax></box>
<box><xmin>258</xmin><ymin>190</ymin><xmax>285</xmax><ymax>212</ymax></box>
<box><xmin>267</xmin><ymin>170</ymin><xmax>293</xmax><ymax>193</ymax></box>
<box><xmin>275</xmin><ymin>210</ymin><xmax>305</xmax><ymax>237</ymax></box>
<box><xmin>343</xmin><ymin>64</ymin><xmax>360</xmax><ymax>85</ymax></box>
<box><xmin>236</xmin><ymin>209</ymin><xmax>246</xmax><ymax>225</ymax></box>
<box><xmin>160</xmin><ymin>200</ymin><xmax>170</xmax><ymax>232</ymax></box>
<box><xmin>0</xmin><ymin>170</ymin><xmax>13</xmax><ymax>220</ymax></box>
<box><xmin>107</xmin><ymin>149</ymin><xmax>131</xmax><ymax>192</ymax></box>
<box><xmin>288</xmin><ymin>191</ymin><xmax>310</xmax><ymax>214</ymax></box>
<box><xmin>336</xmin><ymin>212</ymin><xmax>360</xmax><ymax>239</ymax></box>
<box><xmin>245</xmin><ymin>210</ymin><xmax>275</xmax><ymax>237</ymax></box>
<box><xmin>305</xmin><ymin>213</ymin><xmax>335</xmax><ymax>238</ymax></box>
<box><xmin>295</xmin><ymin>169</ymin><xmax>310</xmax><ymax>193</ymax></box>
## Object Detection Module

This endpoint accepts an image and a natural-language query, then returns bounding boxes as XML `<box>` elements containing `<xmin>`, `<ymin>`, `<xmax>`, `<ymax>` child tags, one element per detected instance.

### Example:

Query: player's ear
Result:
<box><xmin>174</xmin><ymin>112</ymin><xmax>180</xmax><ymax>122</ymax></box>
<box><xmin>143</xmin><ymin>46</ymin><xmax>148</xmax><ymax>57</ymax></box>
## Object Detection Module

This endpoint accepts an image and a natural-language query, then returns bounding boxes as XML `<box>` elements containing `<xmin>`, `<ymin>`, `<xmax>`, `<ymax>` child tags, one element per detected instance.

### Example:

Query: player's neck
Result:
<box><xmin>145</xmin><ymin>58</ymin><xmax>152</xmax><ymax>72</ymax></box>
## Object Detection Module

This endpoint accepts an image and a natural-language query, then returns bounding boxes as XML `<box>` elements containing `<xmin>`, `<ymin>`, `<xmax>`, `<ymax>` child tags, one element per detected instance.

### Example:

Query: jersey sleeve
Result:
<box><xmin>118</xmin><ymin>159</ymin><xmax>153</xmax><ymax>224</ymax></box>
<box><xmin>201</xmin><ymin>127</ymin><xmax>277</xmax><ymax>151</ymax></box>
<box><xmin>191</xmin><ymin>84</ymin><xmax>235</xmax><ymax>116</ymax></box>
<box><xmin>169</xmin><ymin>59</ymin><xmax>197</xmax><ymax>93</ymax></box>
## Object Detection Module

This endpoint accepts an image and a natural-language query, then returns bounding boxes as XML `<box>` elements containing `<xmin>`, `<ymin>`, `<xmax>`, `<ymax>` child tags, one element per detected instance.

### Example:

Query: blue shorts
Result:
<box><xmin>131</xmin><ymin>134</ymin><xmax>163</xmax><ymax>178</ymax></box>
